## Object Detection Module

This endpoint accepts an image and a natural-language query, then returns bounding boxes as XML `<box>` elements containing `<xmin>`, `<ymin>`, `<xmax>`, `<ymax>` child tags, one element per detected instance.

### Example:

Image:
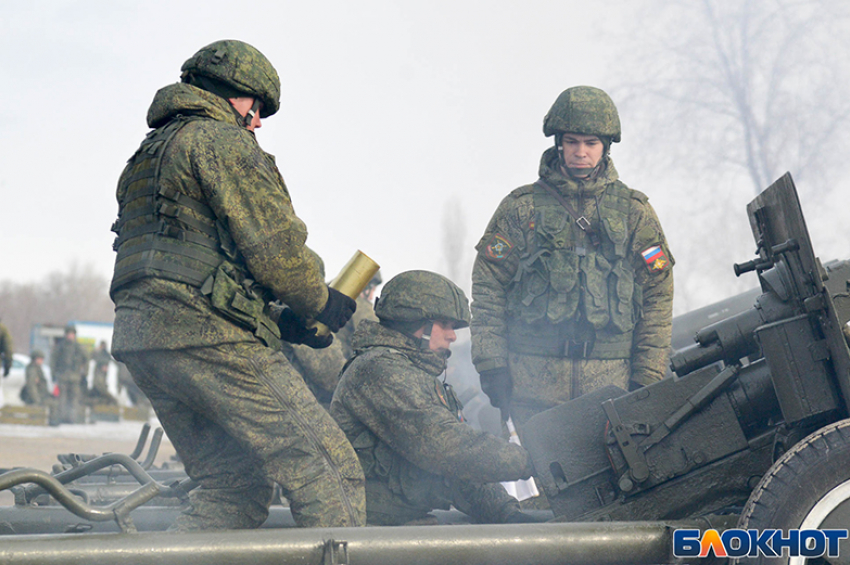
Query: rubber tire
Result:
<box><xmin>737</xmin><ymin>418</ymin><xmax>850</xmax><ymax>565</ymax></box>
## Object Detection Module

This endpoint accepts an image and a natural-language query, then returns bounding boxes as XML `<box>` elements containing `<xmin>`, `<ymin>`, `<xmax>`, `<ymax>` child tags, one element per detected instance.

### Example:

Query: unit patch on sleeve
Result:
<box><xmin>484</xmin><ymin>233</ymin><xmax>513</xmax><ymax>262</ymax></box>
<box><xmin>641</xmin><ymin>245</ymin><xmax>670</xmax><ymax>273</ymax></box>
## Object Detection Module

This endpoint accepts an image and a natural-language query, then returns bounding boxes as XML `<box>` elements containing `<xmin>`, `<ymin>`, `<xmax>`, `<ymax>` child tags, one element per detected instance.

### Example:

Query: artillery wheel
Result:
<box><xmin>738</xmin><ymin>418</ymin><xmax>850</xmax><ymax>565</ymax></box>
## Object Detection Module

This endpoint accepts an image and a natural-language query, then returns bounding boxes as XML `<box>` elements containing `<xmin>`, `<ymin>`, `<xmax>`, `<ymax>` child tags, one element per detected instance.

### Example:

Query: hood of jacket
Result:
<box><xmin>147</xmin><ymin>82</ymin><xmax>242</xmax><ymax>129</ymax></box>
<box><xmin>538</xmin><ymin>145</ymin><xmax>620</xmax><ymax>198</ymax></box>
<box><xmin>351</xmin><ymin>320</ymin><xmax>448</xmax><ymax>377</ymax></box>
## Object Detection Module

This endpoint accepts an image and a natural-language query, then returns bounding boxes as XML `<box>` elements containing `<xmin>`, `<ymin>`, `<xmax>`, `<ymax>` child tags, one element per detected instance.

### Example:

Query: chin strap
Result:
<box><xmin>243</xmin><ymin>98</ymin><xmax>262</xmax><ymax>128</ymax></box>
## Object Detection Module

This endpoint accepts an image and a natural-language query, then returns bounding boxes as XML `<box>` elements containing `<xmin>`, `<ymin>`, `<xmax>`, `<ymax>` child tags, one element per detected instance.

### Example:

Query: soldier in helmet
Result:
<box><xmin>471</xmin><ymin>86</ymin><xmax>674</xmax><ymax>427</ymax></box>
<box><xmin>109</xmin><ymin>40</ymin><xmax>364</xmax><ymax>530</ymax></box>
<box><xmin>51</xmin><ymin>325</ymin><xmax>89</xmax><ymax>424</ymax></box>
<box><xmin>331</xmin><ymin>270</ymin><xmax>537</xmax><ymax>525</ymax></box>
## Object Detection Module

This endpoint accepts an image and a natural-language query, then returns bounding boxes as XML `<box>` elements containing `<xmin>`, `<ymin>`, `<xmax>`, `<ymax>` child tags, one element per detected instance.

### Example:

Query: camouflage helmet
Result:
<box><xmin>543</xmin><ymin>86</ymin><xmax>621</xmax><ymax>142</ymax></box>
<box><xmin>30</xmin><ymin>350</ymin><xmax>45</xmax><ymax>360</ymax></box>
<box><xmin>375</xmin><ymin>270</ymin><xmax>470</xmax><ymax>329</ymax></box>
<box><xmin>181</xmin><ymin>40</ymin><xmax>281</xmax><ymax>118</ymax></box>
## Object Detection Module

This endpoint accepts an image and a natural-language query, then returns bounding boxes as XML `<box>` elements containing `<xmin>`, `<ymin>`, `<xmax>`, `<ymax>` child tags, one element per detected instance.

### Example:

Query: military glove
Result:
<box><xmin>315</xmin><ymin>287</ymin><xmax>357</xmax><ymax>333</ymax></box>
<box><xmin>627</xmin><ymin>380</ymin><xmax>644</xmax><ymax>392</ymax></box>
<box><xmin>2</xmin><ymin>365</ymin><xmax>9</xmax><ymax>378</ymax></box>
<box><xmin>479</xmin><ymin>367</ymin><xmax>512</xmax><ymax>421</ymax></box>
<box><xmin>277</xmin><ymin>308</ymin><xmax>333</xmax><ymax>349</ymax></box>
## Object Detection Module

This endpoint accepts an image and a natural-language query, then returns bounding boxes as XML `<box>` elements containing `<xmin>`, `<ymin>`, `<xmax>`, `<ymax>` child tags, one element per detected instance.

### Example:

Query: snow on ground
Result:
<box><xmin>0</xmin><ymin>418</ymin><xmax>167</xmax><ymax>441</ymax></box>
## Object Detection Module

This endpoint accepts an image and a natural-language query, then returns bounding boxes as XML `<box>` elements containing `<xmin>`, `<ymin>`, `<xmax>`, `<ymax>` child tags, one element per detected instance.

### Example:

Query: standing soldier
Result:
<box><xmin>471</xmin><ymin>86</ymin><xmax>674</xmax><ymax>427</ymax></box>
<box><xmin>109</xmin><ymin>40</ymin><xmax>364</xmax><ymax>530</ymax></box>
<box><xmin>0</xmin><ymin>318</ymin><xmax>12</xmax><ymax>378</ymax></box>
<box><xmin>331</xmin><ymin>271</ymin><xmax>537</xmax><ymax>525</ymax></box>
<box><xmin>51</xmin><ymin>325</ymin><xmax>89</xmax><ymax>424</ymax></box>
<box><xmin>89</xmin><ymin>341</ymin><xmax>117</xmax><ymax>405</ymax></box>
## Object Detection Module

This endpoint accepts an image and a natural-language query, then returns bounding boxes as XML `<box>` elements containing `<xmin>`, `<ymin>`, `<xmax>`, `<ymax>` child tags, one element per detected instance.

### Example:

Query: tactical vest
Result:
<box><xmin>110</xmin><ymin>116</ymin><xmax>281</xmax><ymax>347</ymax></box>
<box><xmin>505</xmin><ymin>180</ymin><xmax>642</xmax><ymax>359</ymax></box>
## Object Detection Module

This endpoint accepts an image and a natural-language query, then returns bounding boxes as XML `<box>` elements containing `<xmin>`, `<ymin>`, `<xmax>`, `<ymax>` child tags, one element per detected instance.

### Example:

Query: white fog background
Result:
<box><xmin>2</xmin><ymin>0</ymin><xmax>850</xmax><ymax>348</ymax></box>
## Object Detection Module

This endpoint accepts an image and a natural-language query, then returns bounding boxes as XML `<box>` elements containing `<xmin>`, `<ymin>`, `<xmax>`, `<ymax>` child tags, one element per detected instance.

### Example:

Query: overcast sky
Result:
<box><xmin>0</xmin><ymin>1</ymin><xmax>623</xmax><ymax>288</ymax></box>
<box><xmin>4</xmin><ymin>1</ymin><xmax>845</xmax><ymax>318</ymax></box>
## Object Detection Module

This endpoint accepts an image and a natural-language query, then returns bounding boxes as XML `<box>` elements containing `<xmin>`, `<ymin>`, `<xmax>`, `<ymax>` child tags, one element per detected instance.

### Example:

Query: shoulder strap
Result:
<box><xmin>535</xmin><ymin>178</ymin><xmax>601</xmax><ymax>247</ymax></box>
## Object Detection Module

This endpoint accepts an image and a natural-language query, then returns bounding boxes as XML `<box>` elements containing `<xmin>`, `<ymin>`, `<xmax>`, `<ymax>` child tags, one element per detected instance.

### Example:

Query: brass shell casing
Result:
<box><xmin>314</xmin><ymin>250</ymin><xmax>380</xmax><ymax>336</ymax></box>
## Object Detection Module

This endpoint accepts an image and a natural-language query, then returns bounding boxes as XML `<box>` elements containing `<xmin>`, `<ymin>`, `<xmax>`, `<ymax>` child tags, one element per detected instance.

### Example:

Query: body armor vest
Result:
<box><xmin>110</xmin><ymin>116</ymin><xmax>281</xmax><ymax>347</ymax></box>
<box><xmin>505</xmin><ymin>180</ymin><xmax>640</xmax><ymax>359</ymax></box>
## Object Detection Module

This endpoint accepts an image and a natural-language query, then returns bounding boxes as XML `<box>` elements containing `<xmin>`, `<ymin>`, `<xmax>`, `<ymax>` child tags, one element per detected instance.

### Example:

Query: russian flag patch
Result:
<box><xmin>641</xmin><ymin>245</ymin><xmax>669</xmax><ymax>272</ymax></box>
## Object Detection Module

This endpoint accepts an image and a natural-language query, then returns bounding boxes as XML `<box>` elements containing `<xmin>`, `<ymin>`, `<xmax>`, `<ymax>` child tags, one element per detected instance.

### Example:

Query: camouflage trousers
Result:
<box><xmin>120</xmin><ymin>342</ymin><xmax>366</xmax><ymax>530</ymax></box>
<box><xmin>507</xmin><ymin>353</ymin><xmax>630</xmax><ymax>427</ymax></box>
<box><xmin>57</xmin><ymin>372</ymin><xmax>86</xmax><ymax>424</ymax></box>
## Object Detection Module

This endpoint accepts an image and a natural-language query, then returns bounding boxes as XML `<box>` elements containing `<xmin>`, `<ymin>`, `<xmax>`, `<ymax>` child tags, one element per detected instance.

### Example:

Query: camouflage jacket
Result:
<box><xmin>331</xmin><ymin>321</ymin><xmax>532</xmax><ymax>523</ymax></box>
<box><xmin>21</xmin><ymin>362</ymin><xmax>49</xmax><ymax>405</ymax></box>
<box><xmin>50</xmin><ymin>339</ymin><xmax>88</xmax><ymax>379</ymax></box>
<box><xmin>471</xmin><ymin>148</ymin><xmax>674</xmax><ymax>385</ymax></box>
<box><xmin>111</xmin><ymin>83</ymin><xmax>327</xmax><ymax>352</ymax></box>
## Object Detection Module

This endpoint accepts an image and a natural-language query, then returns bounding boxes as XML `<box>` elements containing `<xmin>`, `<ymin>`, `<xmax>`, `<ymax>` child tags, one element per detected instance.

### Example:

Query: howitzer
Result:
<box><xmin>521</xmin><ymin>172</ymin><xmax>850</xmax><ymax>561</ymax></box>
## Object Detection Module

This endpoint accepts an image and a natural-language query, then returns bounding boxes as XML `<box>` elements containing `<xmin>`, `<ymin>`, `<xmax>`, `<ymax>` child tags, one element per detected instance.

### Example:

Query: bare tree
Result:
<box><xmin>612</xmin><ymin>0</ymin><xmax>850</xmax><ymax>194</ymax></box>
<box><xmin>440</xmin><ymin>196</ymin><xmax>471</xmax><ymax>289</ymax></box>
<box><xmin>603</xmin><ymin>0</ymin><xmax>850</xmax><ymax>312</ymax></box>
<box><xmin>0</xmin><ymin>263</ymin><xmax>114</xmax><ymax>355</ymax></box>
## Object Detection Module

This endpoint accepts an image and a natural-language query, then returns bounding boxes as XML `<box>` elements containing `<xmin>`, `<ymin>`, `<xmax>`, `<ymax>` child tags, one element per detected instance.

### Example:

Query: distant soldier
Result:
<box><xmin>51</xmin><ymin>325</ymin><xmax>89</xmax><ymax>424</ymax></box>
<box><xmin>89</xmin><ymin>341</ymin><xmax>117</xmax><ymax>405</ymax></box>
<box><xmin>20</xmin><ymin>350</ymin><xmax>50</xmax><ymax>405</ymax></box>
<box><xmin>331</xmin><ymin>271</ymin><xmax>537</xmax><ymax>525</ymax></box>
<box><xmin>0</xmin><ymin>319</ymin><xmax>13</xmax><ymax>377</ymax></box>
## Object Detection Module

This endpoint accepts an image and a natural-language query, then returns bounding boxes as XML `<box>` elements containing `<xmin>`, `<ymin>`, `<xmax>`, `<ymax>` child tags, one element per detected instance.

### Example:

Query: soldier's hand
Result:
<box><xmin>479</xmin><ymin>367</ymin><xmax>512</xmax><ymax>420</ymax></box>
<box><xmin>2</xmin><ymin>366</ymin><xmax>8</xmax><ymax>378</ymax></box>
<box><xmin>315</xmin><ymin>287</ymin><xmax>356</xmax><ymax>332</ymax></box>
<box><xmin>277</xmin><ymin>308</ymin><xmax>333</xmax><ymax>349</ymax></box>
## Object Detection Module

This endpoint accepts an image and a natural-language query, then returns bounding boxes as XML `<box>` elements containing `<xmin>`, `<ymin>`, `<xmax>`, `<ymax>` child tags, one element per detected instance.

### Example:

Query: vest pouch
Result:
<box><xmin>609</xmin><ymin>260</ymin><xmax>636</xmax><ymax>333</ymax></box>
<box><xmin>538</xmin><ymin>206</ymin><xmax>570</xmax><ymax>246</ymax></box>
<box><xmin>602</xmin><ymin>216</ymin><xmax>628</xmax><ymax>257</ymax></box>
<box><xmin>581</xmin><ymin>253</ymin><xmax>611</xmax><ymax>329</ymax></box>
<box><xmin>207</xmin><ymin>264</ymin><xmax>281</xmax><ymax>347</ymax></box>
<box><xmin>545</xmin><ymin>250</ymin><xmax>580</xmax><ymax>323</ymax></box>
<box><xmin>507</xmin><ymin>256</ymin><xmax>550</xmax><ymax>324</ymax></box>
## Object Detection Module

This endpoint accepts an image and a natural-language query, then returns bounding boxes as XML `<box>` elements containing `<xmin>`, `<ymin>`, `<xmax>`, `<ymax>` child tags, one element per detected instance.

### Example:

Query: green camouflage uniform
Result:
<box><xmin>331</xmin><ymin>320</ymin><xmax>533</xmax><ymax>525</ymax></box>
<box><xmin>471</xmin><ymin>147</ymin><xmax>674</xmax><ymax>426</ymax></box>
<box><xmin>0</xmin><ymin>323</ymin><xmax>12</xmax><ymax>376</ymax></box>
<box><xmin>110</xmin><ymin>72</ymin><xmax>364</xmax><ymax>528</ymax></box>
<box><xmin>50</xmin><ymin>337</ymin><xmax>88</xmax><ymax>424</ymax></box>
<box><xmin>21</xmin><ymin>359</ymin><xmax>50</xmax><ymax>406</ymax></box>
<box><xmin>89</xmin><ymin>344</ymin><xmax>117</xmax><ymax>405</ymax></box>
<box><xmin>280</xmin><ymin>338</ymin><xmax>347</xmax><ymax>408</ymax></box>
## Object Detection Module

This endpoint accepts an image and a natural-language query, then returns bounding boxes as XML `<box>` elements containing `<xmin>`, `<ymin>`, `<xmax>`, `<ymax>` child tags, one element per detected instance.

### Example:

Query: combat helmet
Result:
<box><xmin>181</xmin><ymin>39</ymin><xmax>281</xmax><ymax>118</ymax></box>
<box><xmin>375</xmin><ymin>270</ymin><xmax>470</xmax><ymax>329</ymax></box>
<box><xmin>543</xmin><ymin>86</ymin><xmax>621</xmax><ymax>142</ymax></box>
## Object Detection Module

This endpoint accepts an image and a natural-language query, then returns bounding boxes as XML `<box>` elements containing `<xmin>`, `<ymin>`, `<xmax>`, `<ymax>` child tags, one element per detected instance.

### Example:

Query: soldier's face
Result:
<box><xmin>427</xmin><ymin>320</ymin><xmax>458</xmax><ymax>353</ymax></box>
<box><xmin>560</xmin><ymin>133</ymin><xmax>604</xmax><ymax>175</ymax></box>
<box><xmin>229</xmin><ymin>97</ymin><xmax>263</xmax><ymax>131</ymax></box>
